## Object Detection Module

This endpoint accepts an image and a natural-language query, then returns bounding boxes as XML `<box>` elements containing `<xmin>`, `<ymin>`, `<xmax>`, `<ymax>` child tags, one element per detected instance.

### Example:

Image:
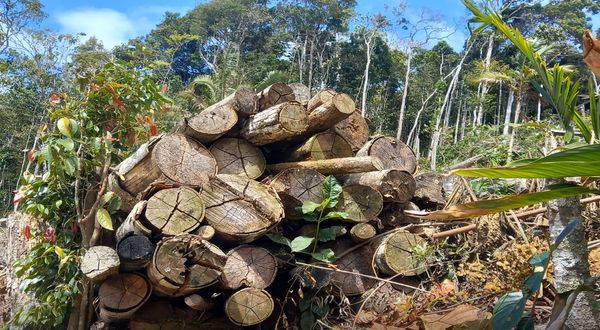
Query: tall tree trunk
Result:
<box><xmin>503</xmin><ymin>88</ymin><xmax>515</xmax><ymax>136</ymax></box>
<box><xmin>454</xmin><ymin>95</ymin><xmax>463</xmax><ymax>143</ymax></box>
<box><xmin>496</xmin><ymin>82</ymin><xmax>503</xmax><ymax>127</ymax></box>
<box><xmin>407</xmin><ymin>90</ymin><xmax>436</xmax><ymax>146</ymax></box>
<box><xmin>307</xmin><ymin>34</ymin><xmax>316</xmax><ymax>93</ymax></box>
<box><xmin>476</xmin><ymin>33</ymin><xmax>495</xmax><ymax>125</ymax></box>
<box><xmin>396</xmin><ymin>47</ymin><xmax>412</xmax><ymax>140</ymax></box>
<box><xmin>536</xmin><ymin>94</ymin><xmax>542</xmax><ymax>122</ymax></box>
<box><xmin>506</xmin><ymin>92</ymin><xmax>522</xmax><ymax>162</ymax></box>
<box><xmin>361</xmin><ymin>31</ymin><xmax>375</xmax><ymax>117</ymax></box>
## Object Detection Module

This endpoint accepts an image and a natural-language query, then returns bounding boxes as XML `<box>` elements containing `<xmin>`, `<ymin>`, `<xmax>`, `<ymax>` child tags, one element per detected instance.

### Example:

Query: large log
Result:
<box><xmin>257</xmin><ymin>82</ymin><xmax>295</xmax><ymax>110</ymax></box>
<box><xmin>306</xmin><ymin>93</ymin><xmax>355</xmax><ymax>134</ymax></box>
<box><xmin>334</xmin><ymin>184</ymin><xmax>383</xmax><ymax>223</ymax></box>
<box><xmin>225</xmin><ymin>288</ymin><xmax>274</xmax><ymax>327</ymax></box>
<box><xmin>239</xmin><ymin>102</ymin><xmax>308</xmax><ymax>145</ymax></box>
<box><xmin>147</xmin><ymin>234</ymin><xmax>227</xmax><ymax>297</ymax></box>
<box><xmin>219</xmin><ymin>245</ymin><xmax>277</xmax><ymax>290</ymax></box>
<box><xmin>330</xmin><ymin>110</ymin><xmax>370</xmax><ymax>152</ymax></box>
<box><xmin>209</xmin><ymin>138</ymin><xmax>266</xmax><ymax>179</ymax></box>
<box><xmin>117</xmin><ymin>235</ymin><xmax>155</xmax><ymax>271</ymax></box>
<box><xmin>339</xmin><ymin>170</ymin><xmax>416</xmax><ymax>203</ymax></box>
<box><xmin>143</xmin><ymin>186</ymin><xmax>204</xmax><ymax>236</ymax></box>
<box><xmin>115</xmin><ymin>133</ymin><xmax>217</xmax><ymax>197</ymax></box>
<box><xmin>356</xmin><ymin>136</ymin><xmax>417</xmax><ymax>174</ymax></box>
<box><xmin>199</xmin><ymin>174</ymin><xmax>284</xmax><ymax>242</ymax></box>
<box><xmin>307</xmin><ymin>89</ymin><xmax>336</xmax><ymax>112</ymax></box>
<box><xmin>373</xmin><ymin>231</ymin><xmax>430</xmax><ymax>276</ymax></box>
<box><xmin>412</xmin><ymin>172</ymin><xmax>446</xmax><ymax>210</ymax></box>
<box><xmin>266</xmin><ymin>167</ymin><xmax>325</xmax><ymax>219</ymax></box>
<box><xmin>288</xmin><ymin>83</ymin><xmax>310</xmax><ymax>106</ymax></box>
<box><xmin>287</xmin><ymin>131</ymin><xmax>353</xmax><ymax>161</ymax></box>
<box><xmin>97</xmin><ymin>273</ymin><xmax>151</xmax><ymax>321</ymax></box>
<box><xmin>267</xmin><ymin>156</ymin><xmax>383</xmax><ymax>175</ymax></box>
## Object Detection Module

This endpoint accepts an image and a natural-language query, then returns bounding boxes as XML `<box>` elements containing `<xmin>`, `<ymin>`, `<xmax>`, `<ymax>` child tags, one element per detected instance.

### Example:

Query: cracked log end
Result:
<box><xmin>144</xmin><ymin>186</ymin><xmax>204</xmax><ymax>236</ymax></box>
<box><xmin>225</xmin><ymin>288</ymin><xmax>274</xmax><ymax>327</ymax></box>
<box><xmin>81</xmin><ymin>246</ymin><xmax>120</xmax><ymax>282</ymax></box>
<box><xmin>219</xmin><ymin>245</ymin><xmax>277</xmax><ymax>290</ymax></box>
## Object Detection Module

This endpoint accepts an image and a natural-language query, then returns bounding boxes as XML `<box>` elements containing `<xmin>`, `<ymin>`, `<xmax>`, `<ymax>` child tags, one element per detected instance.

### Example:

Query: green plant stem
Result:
<box><xmin>311</xmin><ymin>206</ymin><xmax>326</xmax><ymax>254</ymax></box>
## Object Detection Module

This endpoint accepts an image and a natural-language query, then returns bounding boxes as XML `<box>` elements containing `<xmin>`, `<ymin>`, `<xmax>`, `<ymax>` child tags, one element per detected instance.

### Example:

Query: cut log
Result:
<box><xmin>117</xmin><ymin>235</ymin><xmax>155</xmax><ymax>272</ymax></box>
<box><xmin>184</xmin><ymin>294</ymin><xmax>216</xmax><ymax>312</ymax></box>
<box><xmin>331</xmin><ymin>241</ymin><xmax>377</xmax><ymax>296</ymax></box>
<box><xmin>225</xmin><ymin>288</ymin><xmax>274</xmax><ymax>326</ymax></box>
<box><xmin>307</xmin><ymin>89</ymin><xmax>336</xmax><ymax>112</ymax></box>
<box><xmin>266</xmin><ymin>167</ymin><xmax>325</xmax><ymax>219</ymax></box>
<box><xmin>330</xmin><ymin>110</ymin><xmax>369</xmax><ymax>152</ymax></box>
<box><xmin>200</xmin><ymin>174</ymin><xmax>284</xmax><ymax>242</ymax></box>
<box><xmin>268</xmin><ymin>156</ymin><xmax>383</xmax><ymax>175</ymax></box>
<box><xmin>334</xmin><ymin>184</ymin><xmax>383</xmax><ymax>223</ymax></box>
<box><xmin>339</xmin><ymin>170</ymin><xmax>416</xmax><ymax>203</ymax></box>
<box><xmin>194</xmin><ymin>225</ymin><xmax>216</xmax><ymax>241</ymax></box>
<box><xmin>116</xmin><ymin>133</ymin><xmax>217</xmax><ymax>197</ymax></box>
<box><xmin>219</xmin><ymin>245</ymin><xmax>277</xmax><ymax>290</ymax></box>
<box><xmin>97</xmin><ymin>273</ymin><xmax>151</xmax><ymax>321</ymax></box>
<box><xmin>81</xmin><ymin>246</ymin><xmax>120</xmax><ymax>282</ymax></box>
<box><xmin>288</xmin><ymin>83</ymin><xmax>310</xmax><ymax>106</ymax></box>
<box><xmin>412</xmin><ymin>172</ymin><xmax>446</xmax><ymax>210</ymax></box>
<box><xmin>379</xmin><ymin>202</ymin><xmax>421</xmax><ymax>228</ymax></box>
<box><xmin>115</xmin><ymin>201</ymin><xmax>152</xmax><ymax>242</ymax></box>
<box><xmin>209</xmin><ymin>138</ymin><xmax>266</xmax><ymax>179</ymax></box>
<box><xmin>131</xmin><ymin>300</ymin><xmax>239</xmax><ymax>330</ymax></box>
<box><xmin>147</xmin><ymin>234</ymin><xmax>226</xmax><ymax>297</ymax></box>
<box><xmin>257</xmin><ymin>82</ymin><xmax>295</xmax><ymax>110</ymax></box>
<box><xmin>373</xmin><ymin>231</ymin><xmax>430</xmax><ymax>276</ymax></box>
<box><xmin>356</xmin><ymin>136</ymin><xmax>417</xmax><ymax>174</ymax></box>
<box><xmin>306</xmin><ymin>93</ymin><xmax>355</xmax><ymax>134</ymax></box>
<box><xmin>350</xmin><ymin>223</ymin><xmax>376</xmax><ymax>243</ymax></box>
<box><xmin>143</xmin><ymin>186</ymin><xmax>204</xmax><ymax>236</ymax></box>
<box><xmin>287</xmin><ymin>131</ymin><xmax>353</xmax><ymax>161</ymax></box>
<box><xmin>239</xmin><ymin>101</ymin><xmax>308</xmax><ymax>145</ymax></box>
<box><xmin>108</xmin><ymin>173</ymin><xmax>137</xmax><ymax>214</ymax></box>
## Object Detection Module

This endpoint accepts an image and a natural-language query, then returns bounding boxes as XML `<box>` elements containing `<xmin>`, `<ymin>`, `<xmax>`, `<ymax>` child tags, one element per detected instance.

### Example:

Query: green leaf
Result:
<box><xmin>300</xmin><ymin>201</ymin><xmax>321</xmax><ymax>215</ymax></box>
<box><xmin>99</xmin><ymin>192</ymin><xmax>115</xmax><ymax>207</ymax></box>
<box><xmin>55</xmin><ymin>138</ymin><xmax>74</xmax><ymax>151</ymax></box>
<box><xmin>290</xmin><ymin>236</ymin><xmax>315</xmax><ymax>252</ymax></box>
<box><xmin>300</xmin><ymin>310</ymin><xmax>316</xmax><ymax>330</ymax></box>
<box><xmin>317</xmin><ymin>226</ymin><xmax>345</xmax><ymax>242</ymax></box>
<box><xmin>311</xmin><ymin>248</ymin><xmax>336</xmax><ymax>262</ymax></box>
<box><xmin>96</xmin><ymin>208</ymin><xmax>113</xmax><ymax>231</ymax></box>
<box><xmin>56</xmin><ymin>117</ymin><xmax>72</xmax><ymax>137</ymax></box>
<box><xmin>452</xmin><ymin>144</ymin><xmax>600</xmax><ymax>178</ymax></box>
<box><xmin>322</xmin><ymin>211</ymin><xmax>348</xmax><ymax>220</ymax></box>
<box><xmin>266</xmin><ymin>233</ymin><xmax>291</xmax><ymax>248</ymax></box>
<box><xmin>516</xmin><ymin>314</ymin><xmax>534</xmax><ymax>330</ymax></box>
<box><xmin>492</xmin><ymin>291</ymin><xmax>527</xmax><ymax>330</ymax></box>
<box><xmin>553</xmin><ymin>220</ymin><xmax>579</xmax><ymax>248</ymax></box>
<box><xmin>322</xmin><ymin>176</ymin><xmax>342</xmax><ymax>208</ymax></box>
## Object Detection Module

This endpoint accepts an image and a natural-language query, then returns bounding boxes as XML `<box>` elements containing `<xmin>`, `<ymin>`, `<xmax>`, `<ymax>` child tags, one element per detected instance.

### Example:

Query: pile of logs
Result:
<box><xmin>83</xmin><ymin>82</ymin><xmax>425</xmax><ymax>328</ymax></box>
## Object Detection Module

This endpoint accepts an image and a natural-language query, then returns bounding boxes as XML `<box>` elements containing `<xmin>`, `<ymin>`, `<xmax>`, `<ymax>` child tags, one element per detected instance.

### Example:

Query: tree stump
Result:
<box><xmin>287</xmin><ymin>132</ymin><xmax>353</xmax><ymax>161</ymax></box>
<box><xmin>357</xmin><ymin>136</ymin><xmax>417</xmax><ymax>174</ymax></box>
<box><xmin>116</xmin><ymin>133</ymin><xmax>217</xmax><ymax>197</ymax></box>
<box><xmin>147</xmin><ymin>234</ymin><xmax>227</xmax><ymax>297</ymax></box>
<box><xmin>194</xmin><ymin>225</ymin><xmax>216</xmax><ymax>241</ymax></box>
<box><xmin>225</xmin><ymin>288</ymin><xmax>274</xmax><ymax>326</ymax></box>
<box><xmin>306</xmin><ymin>93</ymin><xmax>355</xmax><ymax>134</ymax></box>
<box><xmin>334</xmin><ymin>184</ymin><xmax>383</xmax><ymax>223</ymax></box>
<box><xmin>331</xmin><ymin>110</ymin><xmax>369</xmax><ymax>152</ymax></box>
<box><xmin>115</xmin><ymin>201</ymin><xmax>152</xmax><ymax>242</ymax></box>
<box><xmin>200</xmin><ymin>174</ymin><xmax>284</xmax><ymax>242</ymax></box>
<box><xmin>143</xmin><ymin>186</ymin><xmax>204</xmax><ymax>236</ymax></box>
<box><xmin>350</xmin><ymin>223</ymin><xmax>377</xmax><ymax>243</ymax></box>
<box><xmin>307</xmin><ymin>89</ymin><xmax>336</xmax><ymax>112</ymax></box>
<box><xmin>97</xmin><ymin>273</ymin><xmax>151</xmax><ymax>321</ymax></box>
<box><xmin>339</xmin><ymin>170</ymin><xmax>416</xmax><ymax>203</ymax></box>
<box><xmin>268</xmin><ymin>156</ymin><xmax>383</xmax><ymax>175</ymax></box>
<box><xmin>266</xmin><ymin>167</ymin><xmax>325</xmax><ymax>219</ymax></box>
<box><xmin>288</xmin><ymin>83</ymin><xmax>310</xmax><ymax>106</ymax></box>
<box><xmin>257</xmin><ymin>82</ymin><xmax>295</xmax><ymax>110</ymax></box>
<box><xmin>239</xmin><ymin>102</ymin><xmax>308</xmax><ymax>145</ymax></box>
<box><xmin>209</xmin><ymin>138</ymin><xmax>266</xmax><ymax>179</ymax></box>
<box><xmin>373</xmin><ymin>231</ymin><xmax>430</xmax><ymax>276</ymax></box>
<box><xmin>219</xmin><ymin>245</ymin><xmax>277</xmax><ymax>290</ymax></box>
<box><xmin>331</xmin><ymin>242</ymin><xmax>377</xmax><ymax>296</ymax></box>
<box><xmin>117</xmin><ymin>235</ymin><xmax>155</xmax><ymax>271</ymax></box>
<box><xmin>81</xmin><ymin>246</ymin><xmax>120</xmax><ymax>282</ymax></box>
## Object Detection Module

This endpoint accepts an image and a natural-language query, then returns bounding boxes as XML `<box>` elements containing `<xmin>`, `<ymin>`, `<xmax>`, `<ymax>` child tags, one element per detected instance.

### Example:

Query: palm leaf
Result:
<box><xmin>589</xmin><ymin>80</ymin><xmax>600</xmax><ymax>141</ymax></box>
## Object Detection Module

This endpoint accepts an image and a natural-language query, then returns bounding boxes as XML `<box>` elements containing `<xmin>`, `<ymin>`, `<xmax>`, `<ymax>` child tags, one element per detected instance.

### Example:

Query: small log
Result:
<box><xmin>334</xmin><ymin>184</ymin><xmax>383</xmax><ymax>223</ymax></box>
<box><xmin>307</xmin><ymin>89</ymin><xmax>336</xmax><ymax>112</ymax></box>
<box><xmin>257</xmin><ymin>82</ymin><xmax>295</xmax><ymax>110</ymax></box>
<box><xmin>379</xmin><ymin>202</ymin><xmax>421</xmax><ymax>227</ymax></box>
<box><xmin>288</xmin><ymin>83</ymin><xmax>310</xmax><ymax>106</ymax></box>
<box><xmin>116</xmin><ymin>133</ymin><xmax>217</xmax><ymax>197</ymax></box>
<box><xmin>81</xmin><ymin>246</ymin><xmax>120</xmax><ymax>282</ymax></box>
<box><xmin>225</xmin><ymin>288</ymin><xmax>274</xmax><ymax>326</ymax></box>
<box><xmin>117</xmin><ymin>235</ymin><xmax>155</xmax><ymax>272</ymax></box>
<box><xmin>331</xmin><ymin>241</ymin><xmax>377</xmax><ymax>296</ymax></box>
<box><xmin>97</xmin><ymin>273</ymin><xmax>151</xmax><ymax>321</ymax></box>
<box><xmin>115</xmin><ymin>201</ymin><xmax>152</xmax><ymax>242</ymax></box>
<box><xmin>287</xmin><ymin>131</ymin><xmax>353</xmax><ymax>161</ymax></box>
<box><xmin>373</xmin><ymin>231</ymin><xmax>430</xmax><ymax>276</ymax></box>
<box><xmin>339</xmin><ymin>170</ymin><xmax>416</xmax><ymax>203</ymax></box>
<box><xmin>267</xmin><ymin>156</ymin><xmax>383</xmax><ymax>175</ymax></box>
<box><xmin>306</xmin><ymin>93</ymin><xmax>355</xmax><ymax>134</ymax></box>
<box><xmin>239</xmin><ymin>102</ymin><xmax>308</xmax><ymax>145</ymax></box>
<box><xmin>184</xmin><ymin>294</ymin><xmax>216</xmax><ymax>312</ymax></box>
<box><xmin>143</xmin><ymin>186</ymin><xmax>204</xmax><ymax>236</ymax></box>
<box><xmin>194</xmin><ymin>225</ymin><xmax>216</xmax><ymax>241</ymax></box>
<box><xmin>350</xmin><ymin>223</ymin><xmax>376</xmax><ymax>243</ymax></box>
<box><xmin>219</xmin><ymin>245</ymin><xmax>277</xmax><ymax>290</ymax></box>
<box><xmin>331</xmin><ymin>110</ymin><xmax>369</xmax><ymax>152</ymax></box>
<box><xmin>266</xmin><ymin>167</ymin><xmax>325</xmax><ymax>219</ymax></box>
<box><xmin>200</xmin><ymin>174</ymin><xmax>284</xmax><ymax>242</ymax></box>
<box><xmin>356</xmin><ymin>136</ymin><xmax>417</xmax><ymax>174</ymax></box>
<box><xmin>147</xmin><ymin>234</ymin><xmax>227</xmax><ymax>297</ymax></box>
<box><xmin>209</xmin><ymin>138</ymin><xmax>266</xmax><ymax>179</ymax></box>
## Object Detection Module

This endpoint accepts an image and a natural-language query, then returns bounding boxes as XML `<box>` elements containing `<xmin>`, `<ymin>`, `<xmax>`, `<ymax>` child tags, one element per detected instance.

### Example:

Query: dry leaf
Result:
<box><xmin>420</xmin><ymin>304</ymin><xmax>491</xmax><ymax>330</ymax></box>
<box><xmin>583</xmin><ymin>30</ymin><xmax>600</xmax><ymax>77</ymax></box>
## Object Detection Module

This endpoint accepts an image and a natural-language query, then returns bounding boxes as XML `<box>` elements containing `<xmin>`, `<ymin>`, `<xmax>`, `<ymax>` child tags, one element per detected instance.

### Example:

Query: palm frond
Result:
<box><xmin>254</xmin><ymin>70</ymin><xmax>291</xmax><ymax>91</ymax></box>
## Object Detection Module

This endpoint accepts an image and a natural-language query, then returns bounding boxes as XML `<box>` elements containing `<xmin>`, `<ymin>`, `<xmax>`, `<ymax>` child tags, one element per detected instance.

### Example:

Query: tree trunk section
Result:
<box><xmin>288</xmin><ymin>83</ymin><xmax>310</xmax><ymax>106</ymax></box>
<box><xmin>339</xmin><ymin>170</ymin><xmax>416</xmax><ymax>203</ymax></box>
<box><xmin>116</xmin><ymin>235</ymin><xmax>154</xmax><ymax>272</ymax></box>
<box><xmin>265</xmin><ymin>167</ymin><xmax>325</xmax><ymax>219</ymax></box>
<box><xmin>225</xmin><ymin>288</ymin><xmax>274</xmax><ymax>327</ymax></box>
<box><xmin>334</xmin><ymin>184</ymin><xmax>383</xmax><ymax>223</ymax></box>
<box><xmin>412</xmin><ymin>172</ymin><xmax>446</xmax><ymax>210</ymax></box>
<box><xmin>116</xmin><ymin>201</ymin><xmax>152</xmax><ymax>242</ymax></box>
<box><xmin>331</xmin><ymin>241</ymin><xmax>377</xmax><ymax>296</ymax></box>
<box><xmin>331</xmin><ymin>110</ymin><xmax>369</xmax><ymax>152</ymax></box>
<box><xmin>307</xmin><ymin>89</ymin><xmax>336</xmax><ymax>112</ymax></box>
<box><xmin>358</xmin><ymin>136</ymin><xmax>417</xmax><ymax>174</ymax></box>
<box><xmin>239</xmin><ymin>102</ymin><xmax>308</xmax><ymax>145</ymax></box>
<box><xmin>209</xmin><ymin>138</ymin><xmax>266</xmax><ymax>179</ymax></box>
<box><xmin>143</xmin><ymin>186</ymin><xmax>204</xmax><ymax>236</ymax></box>
<box><xmin>80</xmin><ymin>246</ymin><xmax>120</xmax><ymax>282</ymax></box>
<box><xmin>373</xmin><ymin>231</ymin><xmax>430</xmax><ymax>276</ymax></box>
<box><xmin>287</xmin><ymin>131</ymin><xmax>353</xmax><ymax>161</ymax></box>
<box><xmin>305</xmin><ymin>93</ymin><xmax>355</xmax><ymax>134</ymax></box>
<box><xmin>257</xmin><ymin>82</ymin><xmax>295</xmax><ymax>111</ymax></box>
<box><xmin>350</xmin><ymin>223</ymin><xmax>376</xmax><ymax>243</ymax></box>
<box><xmin>174</xmin><ymin>97</ymin><xmax>239</xmax><ymax>143</ymax></box>
<box><xmin>97</xmin><ymin>273</ymin><xmax>151</xmax><ymax>321</ymax></box>
<box><xmin>219</xmin><ymin>245</ymin><xmax>277</xmax><ymax>290</ymax></box>
<box><xmin>268</xmin><ymin>156</ymin><xmax>383</xmax><ymax>175</ymax></box>
<box><xmin>199</xmin><ymin>174</ymin><xmax>284</xmax><ymax>243</ymax></box>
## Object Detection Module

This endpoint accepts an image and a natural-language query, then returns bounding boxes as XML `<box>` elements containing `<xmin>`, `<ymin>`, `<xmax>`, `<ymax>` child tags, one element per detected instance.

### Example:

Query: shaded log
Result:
<box><xmin>194</xmin><ymin>225</ymin><xmax>216</xmax><ymax>241</ymax></box>
<box><xmin>356</xmin><ymin>136</ymin><xmax>417</xmax><ymax>174</ymax></box>
<box><xmin>373</xmin><ymin>231</ymin><xmax>430</xmax><ymax>276</ymax></box>
<box><xmin>331</xmin><ymin>241</ymin><xmax>377</xmax><ymax>296</ymax></box>
<box><xmin>288</xmin><ymin>83</ymin><xmax>310</xmax><ymax>106</ymax></box>
<box><xmin>334</xmin><ymin>184</ymin><xmax>383</xmax><ymax>223</ymax></box>
<box><xmin>379</xmin><ymin>202</ymin><xmax>421</xmax><ymax>228</ymax></box>
<box><xmin>257</xmin><ymin>82</ymin><xmax>295</xmax><ymax>110</ymax></box>
<box><xmin>412</xmin><ymin>172</ymin><xmax>446</xmax><ymax>210</ymax></box>
<box><xmin>108</xmin><ymin>173</ymin><xmax>137</xmax><ymax>214</ymax></box>
<box><xmin>268</xmin><ymin>156</ymin><xmax>383</xmax><ymax>175</ymax></box>
<box><xmin>219</xmin><ymin>245</ymin><xmax>277</xmax><ymax>290</ymax></box>
<box><xmin>131</xmin><ymin>300</ymin><xmax>239</xmax><ymax>330</ymax></box>
<box><xmin>143</xmin><ymin>186</ymin><xmax>204</xmax><ymax>236</ymax></box>
<box><xmin>115</xmin><ymin>201</ymin><xmax>152</xmax><ymax>242</ymax></box>
<box><xmin>239</xmin><ymin>102</ymin><xmax>308</xmax><ymax>145</ymax></box>
<box><xmin>266</xmin><ymin>167</ymin><xmax>325</xmax><ymax>219</ymax></box>
<box><xmin>339</xmin><ymin>170</ymin><xmax>416</xmax><ymax>203</ymax></box>
<box><xmin>298</xmin><ymin>223</ymin><xmax>347</xmax><ymax>238</ymax></box>
<box><xmin>331</xmin><ymin>110</ymin><xmax>369</xmax><ymax>152</ymax></box>
<box><xmin>184</xmin><ymin>294</ymin><xmax>216</xmax><ymax>312</ymax></box>
<box><xmin>97</xmin><ymin>273</ymin><xmax>151</xmax><ymax>321</ymax></box>
<box><xmin>225</xmin><ymin>288</ymin><xmax>274</xmax><ymax>326</ymax></box>
<box><xmin>307</xmin><ymin>89</ymin><xmax>336</xmax><ymax>112</ymax></box>
<box><xmin>209</xmin><ymin>138</ymin><xmax>266</xmax><ymax>179</ymax></box>
<box><xmin>81</xmin><ymin>246</ymin><xmax>120</xmax><ymax>282</ymax></box>
<box><xmin>287</xmin><ymin>131</ymin><xmax>353</xmax><ymax>161</ymax></box>
<box><xmin>350</xmin><ymin>223</ymin><xmax>377</xmax><ymax>243</ymax></box>
<box><xmin>147</xmin><ymin>234</ymin><xmax>226</xmax><ymax>297</ymax></box>
<box><xmin>200</xmin><ymin>174</ymin><xmax>284</xmax><ymax>242</ymax></box>
<box><xmin>117</xmin><ymin>235</ymin><xmax>155</xmax><ymax>272</ymax></box>
<box><xmin>306</xmin><ymin>93</ymin><xmax>355</xmax><ymax>134</ymax></box>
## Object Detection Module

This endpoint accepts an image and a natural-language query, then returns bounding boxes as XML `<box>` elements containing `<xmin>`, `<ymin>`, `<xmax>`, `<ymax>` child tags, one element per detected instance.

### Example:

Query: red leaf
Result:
<box><xmin>49</xmin><ymin>94</ymin><xmax>61</xmax><ymax>104</ymax></box>
<box><xmin>150</xmin><ymin>123</ymin><xmax>158</xmax><ymax>136</ymax></box>
<box><xmin>27</xmin><ymin>149</ymin><xmax>35</xmax><ymax>163</ymax></box>
<box><xmin>43</xmin><ymin>227</ymin><xmax>56</xmax><ymax>243</ymax></box>
<box><xmin>22</xmin><ymin>224</ymin><xmax>31</xmax><ymax>240</ymax></box>
<box><xmin>161</xmin><ymin>84</ymin><xmax>169</xmax><ymax>94</ymax></box>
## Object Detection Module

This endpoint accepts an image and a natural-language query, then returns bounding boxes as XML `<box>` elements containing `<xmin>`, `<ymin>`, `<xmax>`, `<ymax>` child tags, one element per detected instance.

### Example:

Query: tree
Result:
<box><xmin>0</xmin><ymin>0</ymin><xmax>44</xmax><ymax>55</ymax></box>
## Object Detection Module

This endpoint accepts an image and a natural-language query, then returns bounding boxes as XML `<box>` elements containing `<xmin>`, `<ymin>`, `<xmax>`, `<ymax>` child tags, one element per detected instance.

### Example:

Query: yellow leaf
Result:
<box><xmin>96</xmin><ymin>208</ymin><xmax>113</xmax><ymax>231</ymax></box>
<box><xmin>54</xmin><ymin>246</ymin><xmax>64</xmax><ymax>259</ymax></box>
<box><xmin>56</xmin><ymin>117</ymin><xmax>72</xmax><ymax>137</ymax></box>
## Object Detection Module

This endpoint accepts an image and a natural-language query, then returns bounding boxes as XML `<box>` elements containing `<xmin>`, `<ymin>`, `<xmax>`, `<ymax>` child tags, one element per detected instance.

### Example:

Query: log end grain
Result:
<box><xmin>144</xmin><ymin>186</ymin><xmax>204</xmax><ymax>236</ymax></box>
<box><xmin>225</xmin><ymin>288</ymin><xmax>274</xmax><ymax>326</ymax></box>
<box><xmin>210</xmin><ymin>138</ymin><xmax>266</xmax><ymax>179</ymax></box>
<box><xmin>334</xmin><ymin>184</ymin><xmax>383</xmax><ymax>223</ymax></box>
<box><xmin>219</xmin><ymin>245</ymin><xmax>277</xmax><ymax>290</ymax></box>
<box><xmin>81</xmin><ymin>246</ymin><xmax>120</xmax><ymax>282</ymax></box>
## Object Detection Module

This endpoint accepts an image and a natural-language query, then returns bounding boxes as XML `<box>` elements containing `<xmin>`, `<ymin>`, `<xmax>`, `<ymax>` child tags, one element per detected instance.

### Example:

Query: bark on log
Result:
<box><xmin>287</xmin><ymin>131</ymin><xmax>353</xmax><ymax>161</ymax></box>
<box><xmin>108</xmin><ymin>173</ymin><xmax>137</xmax><ymax>214</ymax></box>
<box><xmin>379</xmin><ymin>202</ymin><xmax>420</xmax><ymax>228</ymax></box>
<box><xmin>373</xmin><ymin>231</ymin><xmax>430</xmax><ymax>276</ymax></box>
<box><xmin>331</xmin><ymin>110</ymin><xmax>370</xmax><ymax>152</ymax></box>
<box><xmin>184</xmin><ymin>294</ymin><xmax>216</xmax><ymax>312</ymax></box>
<box><xmin>199</xmin><ymin>174</ymin><xmax>284</xmax><ymax>242</ymax></box>
<box><xmin>331</xmin><ymin>241</ymin><xmax>377</xmax><ymax>296</ymax></box>
<box><xmin>307</xmin><ymin>89</ymin><xmax>336</xmax><ymax>112</ymax></box>
<box><xmin>115</xmin><ymin>201</ymin><xmax>152</xmax><ymax>242</ymax></box>
<box><xmin>266</xmin><ymin>167</ymin><xmax>325</xmax><ymax>219</ymax></box>
<box><xmin>116</xmin><ymin>133</ymin><xmax>217</xmax><ymax>197</ymax></box>
<box><xmin>225</xmin><ymin>288</ymin><xmax>274</xmax><ymax>326</ymax></box>
<box><xmin>357</xmin><ymin>136</ymin><xmax>417</xmax><ymax>174</ymax></box>
<box><xmin>267</xmin><ymin>156</ymin><xmax>383</xmax><ymax>175</ymax></box>
<box><xmin>306</xmin><ymin>93</ymin><xmax>355</xmax><ymax>134</ymax></box>
<box><xmin>97</xmin><ymin>273</ymin><xmax>151</xmax><ymax>321</ymax></box>
<box><xmin>339</xmin><ymin>170</ymin><xmax>416</xmax><ymax>203</ymax></box>
<box><xmin>209</xmin><ymin>138</ymin><xmax>266</xmax><ymax>179</ymax></box>
<box><xmin>219</xmin><ymin>245</ymin><xmax>277</xmax><ymax>290</ymax></box>
<box><xmin>257</xmin><ymin>82</ymin><xmax>295</xmax><ymax>110</ymax></box>
<box><xmin>143</xmin><ymin>186</ymin><xmax>204</xmax><ymax>236</ymax></box>
<box><xmin>334</xmin><ymin>184</ymin><xmax>383</xmax><ymax>223</ymax></box>
<box><xmin>413</xmin><ymin>172</ymin><xmax>446</xmax><ymax>210</ymax></box>
<box><xmin>350</xmin><ymin>223</ymin><xmax>377</xmax><ymax>243</ymax></box>
<box><xmin>81</xmin><ymin>246</ymin><xmax>120</xmax><ymax>282</ymax></box>
<box><xmin>288</xmin><ymin>83</ymin><xmax>310</xmax><ymax>106</ymax></box>
<box><xmin>194</xmin><ymin>225</ymin><xmax>216</xmax><ymax>241</ymax></box>
<box><xmin>147</xmin><ymin>234</ymin><xmax>227</xmax><ymax>297</ymax></box>
<box><xmin>116</xmin><ymin>235</ymin><xmax>155</xmax><ymax>272</ymax></box>
<box><xmin>239</xmin><ymin>102</ymin><xmax>308</xmax><ymax>145</ymax></box>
